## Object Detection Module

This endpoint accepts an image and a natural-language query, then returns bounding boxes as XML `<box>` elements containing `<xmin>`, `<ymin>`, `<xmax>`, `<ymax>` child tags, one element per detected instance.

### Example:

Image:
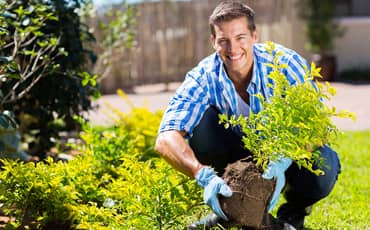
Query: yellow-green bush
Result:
<box><xmin>0</xmin><ymin>92</ymin><xmax>203</xmax><ymax>229</ymax></box>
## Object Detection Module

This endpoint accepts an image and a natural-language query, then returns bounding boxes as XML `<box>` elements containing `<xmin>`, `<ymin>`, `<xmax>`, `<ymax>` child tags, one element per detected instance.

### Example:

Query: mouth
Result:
<box><xmin>228</xmin><ymin>53</ymin><xmax>243</xmax><ymax>62</ymax></box>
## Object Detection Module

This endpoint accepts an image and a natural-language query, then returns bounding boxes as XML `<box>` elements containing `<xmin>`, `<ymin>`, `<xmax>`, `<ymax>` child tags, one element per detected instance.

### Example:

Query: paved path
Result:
<box><xmin>87</xmin><ymin>82</ymin><xmax>370</xmax><ymax>131</ymax></box>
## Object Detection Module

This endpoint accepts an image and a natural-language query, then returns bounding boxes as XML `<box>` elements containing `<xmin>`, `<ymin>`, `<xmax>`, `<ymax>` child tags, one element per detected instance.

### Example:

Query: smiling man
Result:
<box><xmin>155</xmin><ymin>1</ymin><xmax>341</xmax><ymax>229</ymax></box>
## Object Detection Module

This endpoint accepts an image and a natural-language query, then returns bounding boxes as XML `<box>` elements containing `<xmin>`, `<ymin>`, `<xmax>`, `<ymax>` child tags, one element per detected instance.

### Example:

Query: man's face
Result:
<box><xmin>211</xmin><ymin>17</ymin><xmax>258</xmax><ymax>77</ymax></box>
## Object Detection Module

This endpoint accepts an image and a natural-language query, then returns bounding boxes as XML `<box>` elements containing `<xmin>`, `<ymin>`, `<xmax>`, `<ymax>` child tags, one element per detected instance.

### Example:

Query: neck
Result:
<box><xmin>227</xmin><ymin>63</ymin><xmax>254</xmax><ymax>89</ymax></box>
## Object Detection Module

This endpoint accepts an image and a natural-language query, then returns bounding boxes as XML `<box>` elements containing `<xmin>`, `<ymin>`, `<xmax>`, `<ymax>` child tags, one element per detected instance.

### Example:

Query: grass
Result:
<box><xmin>303</xmin><ymin>131</ymin><xmax>370</xmax><ymax>229</ymax></box>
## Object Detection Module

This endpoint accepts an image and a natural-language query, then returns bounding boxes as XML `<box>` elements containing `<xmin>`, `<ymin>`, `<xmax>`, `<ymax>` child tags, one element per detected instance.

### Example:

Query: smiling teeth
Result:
<box><xmin>230</xmin><ymin>55</ymin><xmax>242</xmax><ymax>60</ymax></box>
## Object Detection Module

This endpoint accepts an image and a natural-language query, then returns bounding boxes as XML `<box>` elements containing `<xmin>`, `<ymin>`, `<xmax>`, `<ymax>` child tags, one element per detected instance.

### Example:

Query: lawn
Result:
<box><xmin>303</xmin><ymin>131</ymin><xmax>370</xmax><ymax>229</ymax></box>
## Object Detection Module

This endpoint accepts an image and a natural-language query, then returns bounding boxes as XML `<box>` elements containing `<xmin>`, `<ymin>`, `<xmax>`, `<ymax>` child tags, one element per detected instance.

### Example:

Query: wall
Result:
<box><xmin>97</xmin><ymin>0</ymin><xmax>370</xmax><ymax>93</ymax></box>
<box><xmin>334</xmin><ymin>17</ymin><xmax>370</xmax><ymax>73</ymax></box>
<box><xmin>99</xmin><ymin>0</ymin><xmax>305</xmax><ymax>93</ymax></box>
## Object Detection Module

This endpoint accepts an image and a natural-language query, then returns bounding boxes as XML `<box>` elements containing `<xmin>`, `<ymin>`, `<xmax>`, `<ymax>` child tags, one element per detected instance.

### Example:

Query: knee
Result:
<box><xmin>285</xmin><ymin>145</ymin><xmax>341</xmax><ymax>203</ymax></box>
<box><xmin>188</xmin><ymin>106</ymin><xmax>247</xmax><ymax>173</ymax></box>
<box><xmin>312</xmin><ymin>145</ymin><xmax>341</xmax><ymax>199</ymax></box>
<box><xmin>319</xmin><ymin>145</ymin><xmax>341</xmax><ymax>179</ymax></box>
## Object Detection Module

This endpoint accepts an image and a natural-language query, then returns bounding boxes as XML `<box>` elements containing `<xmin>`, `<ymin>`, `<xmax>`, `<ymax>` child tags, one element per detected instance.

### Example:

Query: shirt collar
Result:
<box><xmin>247</xmin><ymin>55</ymin><xmax>258</xmax><ymax>94</ymax></box>
<box><xmin>215</xmin><ymin>52</ymin><xmax>239</xmax><ymax>114</ymax></box>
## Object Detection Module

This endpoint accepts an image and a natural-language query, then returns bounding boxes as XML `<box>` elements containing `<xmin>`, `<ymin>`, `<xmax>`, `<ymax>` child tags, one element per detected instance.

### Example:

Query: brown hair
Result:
<box><xmin>209</xmin><ymin>1</ymin><xmax>256</xmax><ymax>37</ymax></box>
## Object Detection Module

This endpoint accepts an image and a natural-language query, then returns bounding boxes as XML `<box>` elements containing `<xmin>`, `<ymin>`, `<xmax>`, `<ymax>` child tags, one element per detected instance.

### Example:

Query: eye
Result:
<box><xmin>237</xmin><ymin>36</ymin><xmax>246</xmax><ymax>41</ymax></box>
<box><xmin>217</xmin><ymin>39</ymin><xmax>228</xmax><ymax>46</ymax></box>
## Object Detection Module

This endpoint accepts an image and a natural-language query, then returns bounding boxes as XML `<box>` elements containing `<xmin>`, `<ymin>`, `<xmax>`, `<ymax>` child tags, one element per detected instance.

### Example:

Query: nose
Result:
<box><xmin>227</xmin><ymin>40</ymin><xmax>238</xmax><ymax>53</ymax></box>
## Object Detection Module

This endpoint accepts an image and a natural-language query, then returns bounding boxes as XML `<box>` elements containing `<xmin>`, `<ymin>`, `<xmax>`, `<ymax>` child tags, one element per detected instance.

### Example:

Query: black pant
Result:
<box><xmin>189</xmin><ymin>107</ymin><xmax>341</xmax><ymax>222</ymax></box>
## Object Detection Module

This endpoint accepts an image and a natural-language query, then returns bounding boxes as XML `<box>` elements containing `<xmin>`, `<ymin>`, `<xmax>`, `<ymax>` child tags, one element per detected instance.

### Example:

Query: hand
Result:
<box><xmin>195</xmin><ymin>167</ymin><xmax>232</xmax><ymax>221</ymax></box>
<box><xmin>262</xmin><ymin>157</ymin><xmax>292</xmax><ymax>212</ymax></box>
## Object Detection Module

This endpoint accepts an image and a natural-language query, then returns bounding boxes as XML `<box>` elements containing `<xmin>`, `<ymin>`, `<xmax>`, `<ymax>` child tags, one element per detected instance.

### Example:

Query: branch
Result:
<box><xmin>22</xmin><ymin>43</ymin><xmax>37</xmax><ymax>75</ymax></box>
<box><xmin>19</xmin><ymin>34</ymin><xmax>38</xmax><ymax>48</ymax></box>
<box><xmin>1</xmin><ymin>39</ymin><xmax>60</xmax><ymax>105</ymax></box>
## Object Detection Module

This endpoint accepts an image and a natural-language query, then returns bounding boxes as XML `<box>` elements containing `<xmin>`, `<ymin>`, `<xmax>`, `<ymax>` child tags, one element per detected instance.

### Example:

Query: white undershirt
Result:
<box><xmin>236</xmin><ymin>93</ymin><xmax>250</xmax><ymax>118</ymax></box>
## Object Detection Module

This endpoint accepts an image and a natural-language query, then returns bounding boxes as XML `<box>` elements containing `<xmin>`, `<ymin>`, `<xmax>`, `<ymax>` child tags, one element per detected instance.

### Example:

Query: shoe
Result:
<box><xmin>281</xmin><ymin>222</ymin><xmax>298</xmax><ymax>230</ymax></box>
<box><xmin>276</xmin><ymin>218</ymin><xmax>303</xmax><ymax>230</ymax></box>
<box><xmin>187</xmin><ymin>213</ymin><xmax>220</xmax><ymax>230</ymax></box>
<box><xmin>276</xmin><ymin>204</ymin><xmax>311</xmax><ymax>230</ymax></box>
<box><xmin>259</xmin><ymin>213</ymin><xmax>298</xmax><ymax>230</ymax></box>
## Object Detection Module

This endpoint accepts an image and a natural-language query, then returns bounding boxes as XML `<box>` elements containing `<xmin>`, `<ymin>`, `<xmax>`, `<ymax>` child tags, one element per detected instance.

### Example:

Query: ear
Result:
<box><xmin>252</xmin><ymin>30</ymin><xmax>259</xmax><ymax>43</ymax></box>
<box><xmin>210</xmin><ymin>35</ymin><xmax>217</xmax><ymax>50</ymax></box>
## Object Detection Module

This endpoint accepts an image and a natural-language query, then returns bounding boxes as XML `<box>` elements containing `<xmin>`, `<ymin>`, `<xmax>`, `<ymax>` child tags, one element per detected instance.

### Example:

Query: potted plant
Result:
<box><xmin>217</xmin><ymin>41</ymin><xmax>354</xmax><ymax>228</ymax></box>
<box><xmin>297</xmin><ymin>0</ymin><xmax>344</xmax><ymax>81</ymax></box>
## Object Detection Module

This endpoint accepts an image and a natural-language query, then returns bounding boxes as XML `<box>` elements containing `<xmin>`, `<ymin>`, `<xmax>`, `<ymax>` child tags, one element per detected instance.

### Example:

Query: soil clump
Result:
<box><xmin>219</xmin><ymin>158</ymin><xmax>275</xmax><ymax>229</ymax></box>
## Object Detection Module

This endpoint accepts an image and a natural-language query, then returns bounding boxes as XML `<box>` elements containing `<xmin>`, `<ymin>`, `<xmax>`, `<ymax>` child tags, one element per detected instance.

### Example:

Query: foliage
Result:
<box><xmin>296</xmin><ymin>0</ymin><xmax>344</xmax><ymax>54</ymax></box>
<box><xmin>0</xmin><ymin>89</ymin><xmax>367</xmax><ymax>229</ymax></box>
<box><xmin>219</xmin><ymin>41</ymin><xmax>355</xmax><ymax>175</ymax></box>
<box><xmin>88</xmin><ymin>1</ymin><xmax>137</xmax><ymax>83</ymax></box>
<box><xmin>0</xmin><ymin>97</ymin><xmax>203</xmax><ymax>229</ymax></box>
<box><xmin>0</xmin><ymin>0</ymin><xmax>99</xmax><ymax>158</ymax></box>
<box><xmin>0</xmin><ymin>158</ymin><xmax>78</xmax><ymax>229</ymax></box>
<box><xmin>0</xmin><ymin>1</ymin><xmax>62</xmax><ymax>105</ymax></box>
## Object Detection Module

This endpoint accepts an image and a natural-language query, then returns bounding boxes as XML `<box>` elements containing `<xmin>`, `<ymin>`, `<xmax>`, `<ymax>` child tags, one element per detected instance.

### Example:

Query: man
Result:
<box><xmin>154</xmin><ymin>1</ymin><xmax>341</xmax><ymax>229</ymax></box>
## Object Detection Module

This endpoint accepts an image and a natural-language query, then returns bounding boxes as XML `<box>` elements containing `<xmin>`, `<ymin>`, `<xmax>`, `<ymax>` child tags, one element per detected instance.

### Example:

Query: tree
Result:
<box><xmin>296</xmin><ymin>0</ymin><xmax>344</xmax><ymax>81</ymax></box>
<box><xmin>0</xmin><ymin>0</ymin><xmax>98</xmax><ymax>159</ymax></box>
<box><xmin>88</xmin><ymin>1</ymin><xmax>136</xmax><ymax>89</ymax></box>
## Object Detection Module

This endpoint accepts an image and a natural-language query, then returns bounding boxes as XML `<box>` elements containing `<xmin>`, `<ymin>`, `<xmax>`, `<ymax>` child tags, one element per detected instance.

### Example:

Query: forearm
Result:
<box><xmin>155</xmin><ymin>130</ymin><xmax>204</xmax><ymax>178</ymax></box>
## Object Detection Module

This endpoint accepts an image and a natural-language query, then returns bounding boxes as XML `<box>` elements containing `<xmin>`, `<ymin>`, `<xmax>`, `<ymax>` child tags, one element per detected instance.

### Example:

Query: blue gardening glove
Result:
<box><xmin>262</xmin><ymin>157</ymin><xmax>292</xmax><ymax>212</ymax></box>
<box><xmin>195</xmin><ymin>167</ymin><xmax>232</xmax><ymax>221</ymax></box>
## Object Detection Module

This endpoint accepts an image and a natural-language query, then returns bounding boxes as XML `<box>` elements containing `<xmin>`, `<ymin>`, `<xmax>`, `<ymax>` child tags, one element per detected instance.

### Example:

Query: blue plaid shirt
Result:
<box><xmin>159</xmin><ymin>43</ymin><xmax>309</xmax><ymax>137</ymax></box>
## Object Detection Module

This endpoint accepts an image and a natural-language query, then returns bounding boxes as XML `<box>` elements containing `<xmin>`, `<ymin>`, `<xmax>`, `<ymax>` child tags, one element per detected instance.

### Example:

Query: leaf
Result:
<box><xmin>310</xmin><ymin>62</ymin><xmax>322</xmax><ymax>78</ymax></box>
<box><xmin>23</xmin><ymin>50</ymin><xmax>37</xmax><ymax>57</ymax></box>
<box><xmin>58</xmin><ymin>47</ymin><xmax>68</xmax><ymax>56</ymax></box>
<box><xmin>328</xmin><ymin>85</ymin><xmax>337</xmax><ymax>96</ymax></box>
<box><xmin>32</xmin><ymin>30</ymin><xmax>44</xmax><ymax>37</ymax></box>
<box><xmin>14</xmin><ymin>6</ymin><xmax>25</xmax><ymax>16</ymax></box>
<box><xmin>37</xmin><ymin>40</ymin><xmax>48</xmax><ymax>47</ymax></box>
<box><xmin>49</xmin><ymin>37</ymin><xmax>58</xmax><ymax>46</ymax></box>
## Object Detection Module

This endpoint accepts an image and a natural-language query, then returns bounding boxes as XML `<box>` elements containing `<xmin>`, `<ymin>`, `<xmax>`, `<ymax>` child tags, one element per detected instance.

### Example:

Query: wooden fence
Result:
<box><xmin>100</xmin><ymin>0</ymin><xmax>297</xmax><ymax>94</ymax></box>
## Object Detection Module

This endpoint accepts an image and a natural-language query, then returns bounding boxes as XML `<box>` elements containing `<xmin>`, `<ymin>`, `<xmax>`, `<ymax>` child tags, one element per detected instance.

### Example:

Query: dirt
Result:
<box><xmin>219</xmin><ymin>158</ymin><xmax>275</xmax><ymax>229</ymax></box>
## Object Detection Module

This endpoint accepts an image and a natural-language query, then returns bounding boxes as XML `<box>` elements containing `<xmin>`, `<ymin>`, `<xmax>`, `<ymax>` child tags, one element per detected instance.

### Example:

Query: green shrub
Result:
<box><xmin>0</xmin><ymin>97</ymin><xmax>204</xmax><ymax>229</ymax></box>
<box><xmin>0</xmin><ymin>158</ymin><xmax>78</xmax><ymax>229</ymax></box>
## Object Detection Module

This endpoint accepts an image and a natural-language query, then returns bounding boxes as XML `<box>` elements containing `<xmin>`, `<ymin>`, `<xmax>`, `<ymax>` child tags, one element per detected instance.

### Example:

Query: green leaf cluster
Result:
<box><xmin>220</xmin><ymin>41</ymin><xmax>355</xmax><ymax>175</ymax></box>
<box><xmin>0</xmin><ymin>0</ymin><xmax>99</xmax><ymax>158</ymax></box>
<box><xmin>0</xmin><ymin>158</ymin><xmax>78</xmax><ymax>229</ymax></box>
<box><xmin>0</xmin><ymin>99</ymin><xmax>203</xmax><ymax>229</ymax></box>
<box><xmin>0</xmin><ymin>1</ymin><xmax>62</xmax><ymax>102</ymax></box>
